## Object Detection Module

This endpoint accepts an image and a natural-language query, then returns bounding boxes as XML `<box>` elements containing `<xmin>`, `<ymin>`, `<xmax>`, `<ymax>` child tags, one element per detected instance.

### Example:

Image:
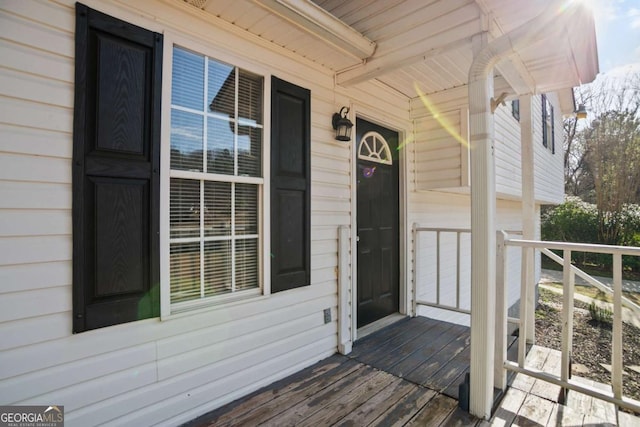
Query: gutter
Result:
<box><xmin>467</xmin><ymin>0</ymin><xmax>580</xmax><ymax>419</ymax></box>
<box><xmin>253</xmin><ymin>0</ymin><xmax>376</xmax><ymax>59</ymax></box>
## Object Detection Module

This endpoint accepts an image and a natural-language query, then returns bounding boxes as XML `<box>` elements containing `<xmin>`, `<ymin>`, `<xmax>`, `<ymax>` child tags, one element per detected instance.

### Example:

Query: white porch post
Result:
<box><xmin>465</xmin><ymin>1</ymin><xmax>575</xmax><ymax>418</ymax></box>
<box><xmin>520</xmin><ymin>95</ymin><xmax>536</xmax><ymax>345</ymax></box>
<box><xmin>468</xmin><ymin>32</ymin><xmax>496</xmax><ymax>420</ymax></box>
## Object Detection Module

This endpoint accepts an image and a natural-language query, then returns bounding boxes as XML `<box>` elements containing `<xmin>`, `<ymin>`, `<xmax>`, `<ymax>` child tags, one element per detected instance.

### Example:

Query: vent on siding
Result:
<box><xmin>183</xmin><ymin>0</ymin><xmax>208</xmax><ymax>9</ymax></box>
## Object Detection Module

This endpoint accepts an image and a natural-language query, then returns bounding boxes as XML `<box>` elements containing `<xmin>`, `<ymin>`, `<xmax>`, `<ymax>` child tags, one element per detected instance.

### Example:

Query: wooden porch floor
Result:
<box><xmin>184</xmin><ymin>316</ymin><xmax>640</xmax><ymax>426</ymax></box>
<box><xmin>185</xmin><ymin>316</ymin><xmax>482</xmax><ymax>426</ymax></box>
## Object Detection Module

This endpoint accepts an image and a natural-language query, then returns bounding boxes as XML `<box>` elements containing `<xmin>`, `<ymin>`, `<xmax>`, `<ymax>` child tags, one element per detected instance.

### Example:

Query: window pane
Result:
<box><xmin>236</xmin><ymin>183</ymin><xmax>258</xmax><ymax>235</ymax></box>
<box><xmin>170</xmin><ymin>178</ymin><xmax>200</xmax><ymax>238</ymax></box>
<box><xmin>236</xmin><ymin>238</ymin><xmax>258</xmax><ymax>291</ymax></box>
<box><xmin>171</xmin><ymin>109</ymin><xmax>203</xmax><ymax>171</ymax></box>
<box><xmin>208</xmin><ymin>60</ymin><xmax>235</xmax><ymax>117</ymax></box>
<box><xmin>170</xmin><ymin>242</ymin><xmax>201</xmax><ymax>303</ymax></box>
<box><xmin>204</xmin><ymin>240</ymin><xmax>232</xmax><ymax>297</ymax></box>
<box><xmin>204</xmin><ymin>181</ymin><xmax>231</xmax><ymax>236</ymax></box>
<box><xmin>238</xmin><ymin>70</ymin><xmax>263</xmax><ymax>124</ymax></box>
<box><xmin>207</xmin><ymin>117</ymin><xmax>235</xmax><ymax>175</ymax></box>
<box><xmin>172</xmin><ymin>47</ymin><xmax>204</xmax><ymax>110</ymax></box>
<box><xmin>238</xmin><ymin>125</ymin><xmax>262</xmax><ymax>177</ymax></box>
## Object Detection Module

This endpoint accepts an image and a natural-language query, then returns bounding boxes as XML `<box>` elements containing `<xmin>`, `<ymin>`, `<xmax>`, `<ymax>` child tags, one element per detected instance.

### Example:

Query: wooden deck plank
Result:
<box><xmin>513</xmin><ymin>393</ymin><xmax>555</xmax><ymax>426</ymax></box>
<box><xmin>386</xmin><ymin>322</ymin><xmax>463</xmax><ymax>378</ymax></box>
<box><xmin>406</xmin><ymin>393</ymin><xmax>458</xmax><ymax>426</ymax></box>
<box><xmin>402</xmin><ymin>327</ymin><xmax>470</xmax><ymax>386</ymax></box>
<box><xmin>259</xmin><ymin>364</ymin><xmax>380</xmax><ymax>427</ymax></box>
<box><xmin>215</xmin><ymin>359</ymin><xmax>363</xmax><ymax>427</ymax></box>
<box><xmin>618</xmin><ymin>410</ymin><xmax>640</xmax><ymax>426</ymax></box>
<box><xmin>332</xmin><ymin>377</ymin><xmax>423</xmax><ymax>427</ymax></box>
<box><xmin>511</xmin><ymin>346</ymin><xmax>551</xmax><ymax>393</ymax></box>
<box><xmin>563</xmin><ymin>388</ymin><xmax>593</xmax><ymax>417</ymax></box>
<box><xmin>186</xmin><ymin>354</ymin><xmax>351</xmax><ymax>427</ymax></box>
<box><xmin>441</xmin><ymin>406</ymin><xmax>481</xmax><ymax>426</ymax></box>
<box><xmin>295</xmin><ymin>370</ymin><xmax>396</xmax><ymax>427</ymax></box>
<box><xmin>442</xmin><ymin>367</ymin><xmax>469</xmax><ymax>399</ymax></box>
<box><xmin>491</xmin><ymin>387</ymin><xmax>527</xmax><ymax>427</ymax></box>
<box><xmin>530</xmin><ymin>347</ymin><xmax>562</xmax><ymax>402</ymax></box>
<box><xmin>370</xmin><ymin>386</ymin><xmax>437</xmax><ymax>427</ymax></box>
<box><xmin>349</xmin><ymin>317</ymin><xmax>413</xmax><ymax>358</ymax></box>
<box><xmin>426</xmin><ymin>344</ymin><xmax>471</xmax><ymax>394</ymax></box>
<box><xmin>363</xmin><ymin>317</ymin><xmax>445</xmax><ymax>370</ymax></box>
<box><xmin>354</xmin><ymin>317</ymin><xmax>441</xmax><ymax>368</ymax></box>
<box><xmin>546</xmin><ymin>402</ymin><xmax>585</xmax><ymax>427</ymax></box>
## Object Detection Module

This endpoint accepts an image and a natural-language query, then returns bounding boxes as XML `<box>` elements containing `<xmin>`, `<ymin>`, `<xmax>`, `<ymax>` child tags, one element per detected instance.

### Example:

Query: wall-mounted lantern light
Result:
<box><xmin>332</xmin><ymin>106</ymin><xmax>353</xmax><ymax>141</ymax></box>
<box><xmin>575</xmin><ymin>104</ymin><xmax>587</xmax><ymax>119</ymax></box>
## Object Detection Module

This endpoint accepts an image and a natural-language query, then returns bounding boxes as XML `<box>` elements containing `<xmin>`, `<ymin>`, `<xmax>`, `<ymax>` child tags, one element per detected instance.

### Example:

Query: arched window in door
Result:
<box><xmin>357</xmin><ymin>131</ymin><xmax>393</xmax><ymax>165</ymax></box>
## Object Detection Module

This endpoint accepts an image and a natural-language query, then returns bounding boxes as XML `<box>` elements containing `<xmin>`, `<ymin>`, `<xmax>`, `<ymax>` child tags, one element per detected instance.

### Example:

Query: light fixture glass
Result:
<box><xmin>332</xmin><ymin>106</ymin><xmax>353</xmax><ymax>142</ymax></box>
<box><xmin>575</xmin><ymin>104</ymin><xmax>587</xmax><ymax>119</ymax></box>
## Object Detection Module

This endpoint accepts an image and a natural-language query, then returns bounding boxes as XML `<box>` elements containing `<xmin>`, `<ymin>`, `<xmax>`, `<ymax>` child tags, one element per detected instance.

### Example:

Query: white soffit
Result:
<box><xmin>177</xmin><ymin>0</ymin><xmax>598</xmax><ymax>99</ymax></box>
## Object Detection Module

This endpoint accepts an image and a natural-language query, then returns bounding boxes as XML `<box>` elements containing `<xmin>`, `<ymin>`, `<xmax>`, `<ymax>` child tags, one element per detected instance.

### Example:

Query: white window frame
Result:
<box><xmin>160</xmin><ymin>33</ymin><xmax>272</xmax><ymax>318</ymax></box>
<box><xmin>358</xmin><ymin>131</ymin><xmax>393</xmax><ymax>165</ymax></box>
<box><xmin>542</xmin><ymin>94</ymin><xmax>555</xmax><ymax>154</ymax></box>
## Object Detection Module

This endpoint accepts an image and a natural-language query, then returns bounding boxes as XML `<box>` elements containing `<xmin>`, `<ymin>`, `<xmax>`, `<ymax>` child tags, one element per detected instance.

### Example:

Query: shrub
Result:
<box><xmin>588</xmin><ymin>301</ymin><xmax>613</xmax><ymax>324</ymax></box>
<box><xmin>541</xmin><ymin>197</ymin><xmax>640</xmax><ymax>272</ymax></box>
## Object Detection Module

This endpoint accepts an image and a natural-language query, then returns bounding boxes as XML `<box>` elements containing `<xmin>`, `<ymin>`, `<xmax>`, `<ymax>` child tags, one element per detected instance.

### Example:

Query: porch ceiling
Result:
<box><xmin>180</xmin><ymin>0</ymin><xmax>598</xmax><ymax>103</ymax></box>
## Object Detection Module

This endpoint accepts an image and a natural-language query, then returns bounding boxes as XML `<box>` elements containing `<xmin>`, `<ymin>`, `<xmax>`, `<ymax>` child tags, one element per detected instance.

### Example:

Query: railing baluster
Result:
<box><xmin>436</xmin><ymin>231</ymin><xmax>440</xmax><ymax>306</ymax></box>
<box><xmin>495</xmin><ymin>231</ymin><xmax>508</xmax><ymax>390</ymax></box>
<box><xmin>338</xmin><ymin>225</ymin><xmax>352</xmax><ymax>355</ymax></box>
<box><xmin>456</xmin><ymin>231</ymin><xmax>461</xmax><ymax>310</ymax></box>
<box><xmin>612</xmin><ymin>252</ymin><xmax>623</xmax><ymax>400</ymax></box>
<box><xmin>561</xmin><ymin>249</ymin><xmax>574</xmax><ymax>402</ymax></box>
<box><xmin>412</xmin><ymin>223</ymin><xmax>419</xmax><ymax>317</ymax></box>
<box><xmin>518</xmin><ymin>246</ymin><xmax>530</xmax><ymax>367</ymax></box>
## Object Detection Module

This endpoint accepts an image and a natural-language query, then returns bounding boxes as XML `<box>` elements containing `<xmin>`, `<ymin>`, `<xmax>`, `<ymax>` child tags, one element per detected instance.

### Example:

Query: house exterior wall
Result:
<box><xmin>0</xmin><ymin>1</ymin><xmax>407</xmax><ymax>425</ymax></box>
<box><xmin>412</xmin><ymin>92</ymin><xmax>566</xmax><ymax>205</ymax></box>
<box><xmin>0</xmin><ymin>0</ymin><xmax>561</xmax><ymax>424</ymax></box>
<box><xmin>533</xmin><ymin>93</ymin><xmax>565</xmax><ymax>204</ymax></box>
<box><xmin>410</xmin><ymin>91</ymin><xmax>563</xmax><ymax>326</ymax></box>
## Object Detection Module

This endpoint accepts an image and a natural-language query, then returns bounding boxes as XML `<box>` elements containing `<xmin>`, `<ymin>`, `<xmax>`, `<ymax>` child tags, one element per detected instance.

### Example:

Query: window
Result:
<box><xmin>358</xmin><ymin>131</ymin><xmax>393</xmax><ymax>165</ymax></box>
<box><xmin>542</xmin><ymin>94</ymin><xmax>555</xmax><ymax>153</ymax></box>
<box><xmin>511</xmin><ymin>100</ymin><xmax>520</xmax><ymax>121</ymax></box>
<box><xmin>169</xmin><ymin>46</ymin><xmax>263</xmax><ymax>306</ymax></box>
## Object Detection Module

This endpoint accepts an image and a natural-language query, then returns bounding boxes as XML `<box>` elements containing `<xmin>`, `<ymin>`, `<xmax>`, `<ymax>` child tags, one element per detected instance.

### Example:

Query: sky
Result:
<box><xmin>590</xmin><ymin>0</ymin><xmax>640</xmax><ymax>75</ymax></box>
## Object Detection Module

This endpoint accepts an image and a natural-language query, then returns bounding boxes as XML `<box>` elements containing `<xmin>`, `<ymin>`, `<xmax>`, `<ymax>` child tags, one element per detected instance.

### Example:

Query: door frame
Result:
<box><xmin>348</xmin><ymin>105</ymin><xmax>409</xmax><ymax>341</ymax></box>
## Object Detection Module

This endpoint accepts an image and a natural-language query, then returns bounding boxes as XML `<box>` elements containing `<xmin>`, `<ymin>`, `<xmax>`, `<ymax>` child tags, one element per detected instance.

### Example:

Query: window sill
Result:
<box><xmin>161</xmin><ymin>288</ymin><xmax>265</xmax><ymax>321</ymax></box>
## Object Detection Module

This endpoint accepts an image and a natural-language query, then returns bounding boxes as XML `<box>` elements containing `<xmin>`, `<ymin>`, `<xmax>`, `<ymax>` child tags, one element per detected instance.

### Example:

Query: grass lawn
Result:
<box><xmin>544</xmin><ymin>282</ymin><xmax>640</xmax><ymax>306</ymax></box>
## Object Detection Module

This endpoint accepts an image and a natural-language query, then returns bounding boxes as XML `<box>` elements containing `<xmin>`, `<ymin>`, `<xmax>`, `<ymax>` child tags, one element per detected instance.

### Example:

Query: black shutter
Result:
<box><xmin>72</xmin><ymin>4</ymin><xmax>162</xmax><ymax>332</ymax></box>
<box><xmin>270</xmin><ymin>77</ymin><xmax>311</xmax><ymax>293</ymax></box>
<box><xmin>550</xmin><ymin>104</ymin><xmax>555</xmax><ymax>154</ymax></box>
<box><xmin>542</xmin><ymin>95</ymin><xmax>548</xmax><ymax>148</ymax></box>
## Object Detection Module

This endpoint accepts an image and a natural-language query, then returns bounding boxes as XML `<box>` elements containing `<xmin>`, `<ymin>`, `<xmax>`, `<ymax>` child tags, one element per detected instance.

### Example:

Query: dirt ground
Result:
<box><xmin>534</xmin><ymin>288</ymin><xmax>640</xmax><ymax>400</ymax></box>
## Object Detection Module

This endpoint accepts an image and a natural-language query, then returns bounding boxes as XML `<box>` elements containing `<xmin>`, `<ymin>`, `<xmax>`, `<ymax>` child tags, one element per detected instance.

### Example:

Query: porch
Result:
<box><xmin>184</xmin><ymin>315</ymin><xmax>640</xmax><ymax>426</ymax></box>
<box><xmin>184</xmin><ymin>316</ymin><xmax>484</xmax><ymax>427</ymax></box>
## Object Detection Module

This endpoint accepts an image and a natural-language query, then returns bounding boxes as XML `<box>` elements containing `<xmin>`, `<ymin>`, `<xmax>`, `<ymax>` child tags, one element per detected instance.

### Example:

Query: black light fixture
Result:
<box><xmin>575</xmin><ymin>104</ymin><xmax>587</xmax><ymax>120</ymax></box>
<box><xmin>332</xmin><ymin>106</ymin><xmax>353</xmax><ymax>142</ymax></box>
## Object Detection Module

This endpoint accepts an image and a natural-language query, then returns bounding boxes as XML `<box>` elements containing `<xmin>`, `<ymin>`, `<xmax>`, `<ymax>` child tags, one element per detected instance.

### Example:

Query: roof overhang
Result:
<box><xmin>177</xmin><ymin>0</ymin><xmax>599</xmax><ymax>100</ymax></box>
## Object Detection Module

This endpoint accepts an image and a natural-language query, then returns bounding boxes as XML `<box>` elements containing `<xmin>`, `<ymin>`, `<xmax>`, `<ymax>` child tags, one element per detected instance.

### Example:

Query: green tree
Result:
<box><xmin>584</xmin><ymin>110</ymin><xmax>640</xmax><ymax>243</ymax></box>
<box><xmin>563</xmin><ymin>71</ymin><xmax>640</xmax><ymax>243</ymax></box>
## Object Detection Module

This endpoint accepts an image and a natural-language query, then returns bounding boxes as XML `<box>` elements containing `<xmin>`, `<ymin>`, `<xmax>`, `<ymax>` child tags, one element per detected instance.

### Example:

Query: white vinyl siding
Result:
<box><xmin>495</xmin><ymin>102</ymin><xmax>523</xmax><ymax>198</ymax></box>
<box><xmin>534</xmin><ymin>93</ymin><xmax>564</xmax><ymax>204</ymax></box>
<box><xmin>0</xmin><ymin>1</ymin><xmax>410</xmax><ymax>425</ymax></box>
<box><xmin>0</xmin><ymin>0</ymin><xmax>569</xmax><ymax>424</ymax></box>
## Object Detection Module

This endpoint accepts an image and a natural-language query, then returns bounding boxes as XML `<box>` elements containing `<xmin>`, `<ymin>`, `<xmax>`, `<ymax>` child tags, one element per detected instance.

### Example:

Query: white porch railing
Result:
<box><xmin>412</xmin><ymin>225</ymin><xmax>520</xmax><ymax>321</ymax></box>
<box><xmin>503</xmin><ymin>237</ymin><xmax>640</xmax><ymax>413</ymax></box>
<box><xmin>412</xmin><ymin>226</ymin><xmax>473</xmax><ymax>317</ymax></box>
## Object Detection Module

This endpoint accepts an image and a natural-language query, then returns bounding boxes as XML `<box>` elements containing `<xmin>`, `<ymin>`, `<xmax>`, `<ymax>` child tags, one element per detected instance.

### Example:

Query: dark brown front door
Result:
<box><xmin>356</xmin><ymin>118</ymin><xmax>399</xmax><ymax>328</ymax></box>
